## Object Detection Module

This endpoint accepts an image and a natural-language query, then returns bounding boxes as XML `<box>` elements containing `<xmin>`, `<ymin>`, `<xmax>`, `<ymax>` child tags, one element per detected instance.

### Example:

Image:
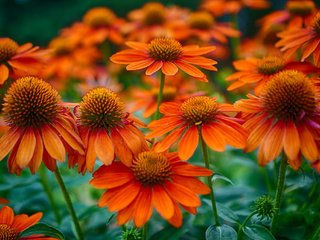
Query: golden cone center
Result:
<box><xmin>188</xmin><ymin>12</ymin><xmax>214</xmax><ymax>30</ymax></box>
<box><xmin>181</xmin><ymin>96</ymin><xmax>218</xmax><ymax>125</ymax></box>
<box><xmin>3</xmin><ymin>77</ymin><xmax>60</xmax><ymax>128</ymax></box>
<box><xmin>132</xmin><ymin>151</ymin><xmax>172</xmax><ymax>185</ymax></box>
<box><xmin>257</xmin><ymin>56</ymin><xmax>285</xmax><ymax>75</ymax></box>
<box><xmin>262</xmin><ymin>70</ymin><xmax>316</xmax><ymax>121</ymax></box>
<box><xmin>83</xmin><ymin>7</ymin><xmax>116</xmax><ymax>28</ymax></box>
<box><xmin>80</xmin><ymin>87</ymin><xmax>124</xmax><ymax>129</ymax></box>
<box><xmin>287</xmin><ymin>1</ymin><xmax>315</xmax><ymax>16</ymax></box>
<box><xmin>143</xmin><ymin>3</ymin><xmax>166</xmax><ymax>26</ymax></box>
<box><xmin>0</xmin><ymin>224</ymin><xmax>18</xmax><ymax>240</ymax></box>
<box><xmin>148</xmin><ymin>38</ymin><xmax>182</xmax><ymax>61</ymax></box>
<box><xmin>0</xmin><ymin>38</ymin><xmax>18</xmax><ymax>62</ymax></box>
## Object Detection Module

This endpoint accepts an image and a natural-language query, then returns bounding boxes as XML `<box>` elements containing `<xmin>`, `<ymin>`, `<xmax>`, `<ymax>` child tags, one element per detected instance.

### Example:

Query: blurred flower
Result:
<box><xmin>0</xmin><ymin>197</ymin><xmax>8</xmax><ymax>205</ymax></box>
<box><xmin>235</xmin><ymin>70</ymin><xmax>320</xmax><ymax>169</ymax></box>
<box><xmin>226</xmin><ymin>55</ymin><xmax>318</xmax><ymax>94</ymax></box>
<box><xmin>147</xmin><ymin>96</ymin><xmax>247</xmax><ymax>160</ymax></box>
<box><xmin>0</xmin><ymin>206</ymin><xmax>56</xmax><ymax>239</ymax></box>
<box><xmin>75</xmin><ymin>87</ymin><xmax>148</xmax><ymax>173</ymax></box>
<box><xmin>0</xmin><ymin>38</ymin><xmax>48</xmax><ymax>84</ymax></box>
<box><xmin>110</xmin><ymin>37</ymin><xmax>217</xmax><ymax>81</ymax></box>
<box><xmin>276</xmin><ymin>12</ymin><xmax>320</xmax><ymax>66</ymax></box>
<box><xmin>0</xmin><ymin>77</ymin><xmax>84</xmax><ymax>174</ymax></box>
<box><xmin>90</xmin><ymin>150</ymin><xmax>212</xmax><ymax>227</ymax></box>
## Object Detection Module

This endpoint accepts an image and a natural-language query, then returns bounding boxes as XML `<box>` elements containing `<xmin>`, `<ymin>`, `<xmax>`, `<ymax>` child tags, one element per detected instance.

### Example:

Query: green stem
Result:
<box><xmin>237</xmin><ymin>211</ymin><xmax>257</xmax><ymax>240</ymax></box>
<box><xmin>230</xmin><ymin>13</ymin><xmax>240</xmax><ymax>60</ymax></box>
<box><xmin>54</xmin><ymin>167</ymin><xmax>84</xmax><ymax>240</ymax></box>
<box><xmin>154</xmin><ymin>72</ymin><xmax>165</xmax><ymax>120</ymax></box>
<box><xmin>142</xmin><ymin>223</ymin><xmax>148</xmax><ymax>240</ymax></box>
<box><xmin>312</xmin><ymin>224</ymin><xmax>320</xmax><ymax>240</ymax></box>
<box><xmin>271</xmin><ymin>154</ymin><xmax>287</xmax><ymax>234</ymax></box>
<box><xmin>261</xmin><ymin>167</ymin><xmax>272</xmax><ymax>194</ymax></box>
<box><xmin>199</xmin><ymin>129</ymin><xmax>220</xmax><ymax>226</ymax></box>
<box><xmin>39</xmin><ymin>166</ymin><xmax>62</xmax><ymax>224</ymax></box>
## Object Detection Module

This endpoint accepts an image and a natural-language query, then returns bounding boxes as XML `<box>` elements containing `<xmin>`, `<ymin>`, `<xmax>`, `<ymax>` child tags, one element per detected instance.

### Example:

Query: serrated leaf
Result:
<box><xmin>216</xmin><ymin>203</ymin><xmax>240</xmax><ymax>224</ymax></box>
<box><xmin>242</xmin><ymin>225</ymin><xmax>275</xmax><ymax>240</ymax></box>
<box><xmin>212</xmin><ymin>174</ymin><xmax>234</xmax><ymax>185</ymax></box>
<box><xmin>20</xmin><ymin>223</ymin><xmax>65</xmax><ymax>239</ymax></box>
<box><xmin>206</xmin><ymin>224</ymin><xmax>237</xmax><ymax>240</ymax></box>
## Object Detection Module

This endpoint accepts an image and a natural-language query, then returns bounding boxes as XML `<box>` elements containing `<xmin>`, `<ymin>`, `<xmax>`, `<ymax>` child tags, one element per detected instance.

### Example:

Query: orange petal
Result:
<box><xmin>201</xmin><ymin>123</ymin><xmax>226</xmax><ymax>152</ymax></box>
<box><xmin>41</xmin><ymin>125</ymin><xmax>66</xmax><ymax>162</ymax></box>
<box><xmin>11</xmin><ymin>212</ymin><xmax>42</xmax><ymax>232</ymax></box>
<box><xmin>283</xmin><ymin>122</ymin><xmax>300</xmax><ymax>160</ymax></box>
<box><xmin>0</xmin><ymin>64</ymin><xmax>9</xmax><ymax>84</ymax></box>
<box><xmin>16</xmin><ymin>128</ymin><xmax>36</xmax><ymax>168</ymax></box>
<box><xmin>133</xmin><ymin>187</ymin><xmax>153</xmax><ymax>227</ymax></box>
<box><xmin>0</xmin><ymin>206</ymin><xmax>14</xmax><ymax>225</ymax></box>
<box><xmin>117</xmin><ymin>205</ymin><xmax>135</xmax><ymax>225</ymax></box>
<box><xmin>178</xmin><ymin>126</ymin><xmax>199</xmax><ymax>160</ymax></box>
<box><xmin>152</xmin><ymin>185</ymin><xmax>174</xmax><ymax>219</ymax></box>
<box><xmin>245</xmin><ymin>118</ymin><xmax>272</xmax><ymax>152</ymax></box>
<box><xmin>165</xmin><ymin>181</ymin><xmax>200</xmax><ymax>207</ymax></box>
<box><xmin>172</xmin><ymin>174</ymin><xmax>210</xmax><ymax>194</ymax></box>
<box><xmin>146</xmin><ymin>61</ymin><xmax>163</xmax><ymax>75</ymax></box>
<box><xmin>167</xmin><ymin>203</ymin><xmax>182</xmax><ymax>228</ymax></box>
<box><xmin>175</xmin><ymin>60</ymin><xmax>205</xmax><ymax>78</ymax></box>
<box><xmin>154</xmin><ymin>127</ymin><xmax>185</xmax><ymax>152</ymax></box>
<box><xmin>171</xmin><ymin>162</ymin><xmax>212</xmax><ymax>176</ymax></box>
<box><xmin>86</xmin><ymin>131</ymin><xmax>97</xmax><ymax>172</ymax></box>
<box><xmin>29</xmin><ymin>129</ymin><xmax>44</xmax><ymax>174</ymax></box>
<box><xmin>117</xmin><ymin>126</ymin><xmax>141</xmax><ymax>155</ymax></box>
<box><xmin>262</xmin><ymin>121</ymin><xmax>285</xmax><ymax>162</ymax></box>
<box><xmin>126</xmin><ymin>41</ymin><xmax>148</xmax><ymax>51</ymax></box>
<box><xmin>126</xmin><ymin>59</ymin><xmax>154</xmax><ymax>71</ymax></box>
<box><xmin>299</xmin><ymin>124</ymin><xmax>318</xmax><ymax>161</ymax></box>
<box><xmin>111</xmin><ymin>129</ymin><xmax>133</xmax><ymax>167</ymax></box>
<box><xmin>95</xmin><ymin>129</ymin><xmax>114</xmax><ymax>166</ymax></box>
<box><xmin>161</xmin><ymin>62</ymin><xmax>178</xmax><ymax>76</ymax></box>
<box><xmin>182</xmin><ymin>46</ymin><xmax>216</xmax><ymax>56</ymax></box>
<box><xmin>0</xmin><ymin>127</ymin><xmax>20</xmax><ymax>161</ymax></box>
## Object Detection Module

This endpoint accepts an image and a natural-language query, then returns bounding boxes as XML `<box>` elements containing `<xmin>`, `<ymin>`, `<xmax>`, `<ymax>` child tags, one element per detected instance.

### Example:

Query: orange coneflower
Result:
<box><xmin>235</xmin><ymin>70</ymin><xmax>320</xmax><ymax>170</ymax></box>
<box><xmin>147</xmin><ymin>96</ymin><xmax>247</xmax><ymax>160</ymax></box>
<box><xmin>110</xmin><ymin>37</ymin><xmax>217</xmax><ymax>81</ymax></box>
<box><xmin>276</xmin><ymin>12</ymin><xmax>320</xmax><ymax>66</ymax></box>
<box><xmin>75</xmin><ymin>87</ymin><xmax>148</xmax><ymax>173</ymax></box>
<box><xmin>226</xmin><ymin>55</ymin><xmax>318</xmax><ymax>94</ymax></box>
<box><xmin>90</xmin><ymin>149</ymin><xmax>212</xmax><ymax>227</ymax></box>
<box><xmin>0</xmin><ymin>206</ymin><xmax>57</xmax><ymax>239</ymax></box>
<box><xmin>0</xmin><ymin>77</ymin><xmax>84</xmax><ymax>174</ymax></box>
<box><xmin>0</xmin><ymin>38</ymin><xmax>48</xmax><ymax>84</ymax></box>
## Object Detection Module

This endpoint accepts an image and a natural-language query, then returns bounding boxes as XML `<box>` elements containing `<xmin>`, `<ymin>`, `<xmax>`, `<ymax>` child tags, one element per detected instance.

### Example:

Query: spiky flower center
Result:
<box><xmin>287</xmin><ymin>1</ymin><xmax>315</xmax><ymax>16</ymax></box>
<box><xmin>257</xmin><ymin>56</ymin><xmax>285</xmax><ymax>75</ymax></box>
<box><xmin>132</xmin><ymin>151</ymin><xmax>172</xmax><ymax>185</ymax></box>
<box><xmin>3</xmin><ymin>77</ymin><xmax>60</xmax><ymax>128</ymax></box>
<box><xmin>262</xmin><ymin>70</ymin><xmax>316</xmax><ymax>121</ymax></box>
<box><xmin>83</xmin><ymin>7</ymin><xmax>116</xmax><ymax>28</ymax></box>
<box><xmin>142</xmin><ymin>3</ymin><xmax>166</xmax><ymax>26</ymax></box>
<box><xmin>254</xmin><ymin>195</ymin><xmax>276</xmax><ymax>220</ymax></box>
<box><xmin>0</xmin><ymin>38</ymin><xmax>18</xmax><ymax>62</ymax></box>
<box><xmin>80</xmin><ymin>88</ymin><xmax>124</xmax><ymax>129</ymax></box>
<box><xmin>188</xmin><ymin>12</ymin><xmax>214</xmax><ymax>30</ymax></box>
<box><xmin>312</xmin><ymin>12</ymin><xmax>320</xmax><ymax>35</ymax></box>
<box><xmin>181</xmin><ymin>96</ymin><xmax>218</xmax><ymax>125</ymax></box>
<box><xmin>148</xmin><ymin>38</ymin><xmax>182</xmax><ymax>61</ymax></box>
<box><xmin>0</xmin><ymin>224</ymin><xmax>19</xmax><ymax>240</ymax></box>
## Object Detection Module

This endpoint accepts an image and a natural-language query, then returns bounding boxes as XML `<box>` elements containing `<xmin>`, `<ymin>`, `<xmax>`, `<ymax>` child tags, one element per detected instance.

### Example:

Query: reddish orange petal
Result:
<box><xmin>29</xmin><ymin>129</ymin><xmax>43</xmax><ymax>174</ymax></box>
<box><xmin>117</xmin><ymin>126</ymin><xmax>141</xmax><ymax>155</ymax></box>
<box><xmin>0</xmin><ymin>127</ymin><xmax>20</xmax><ymax>161</ymax></box>
<box><xmin>110</xmin><ymin>50</ymin><xmax>148</xmax><ymax>64</ymax></box>
<box><xmin>152</xmin><ymin>185</ymin><xmax>174</xmax><ymax>219</ymax></box>
<box><xmin>117</xmin><ymin>205</ymin><xmax>135</xmax><ymax>225</ymax></box>
<box><xmin>284</xmin><ymin>122</ymin><xmax>300</xmax><ymax>160</ymax></box>
<box><xmin>175</xmin><ymin>60</ymin><xmax>205</xmax><ymax>78</ymax></box>
<box><xmin>154</xmin><ymin>127</ymin><xmax>185</xmax><ymax>153</ymax></box>
<box><xmin>126</xmin><ymin>59</ymin><xmax>154</xmax><ymax>71</ymax></box>
<box><xmin>172</xmin><ymin>175</ymin><xmax>210</xmax><ymax>194</ymax></box>
<box><xmin>165</xmin><ymin>181</ymin><xmax>200</xmax><ymax>207</ymax></box>
<box><xmin>178</xmin><ymin>126</ymin><xmax>199</xmax><ymax>160</ymax></box>
<box><xmin>126</xmin><ymin>41</ymin><xmax>148</xmax><ymax>51</ymax></box>
<box><xmin>201</xmin><ymin>123</ymin><xmax>226</xmax><ymax>152</ymax></box>
<box><xmin>16</xmin><ymin>128</ymin><xmax>36</xmax><ymax>168</ymax></box>
<box><xmin>133</xmin><ymin>187</ymin><xmax>153</xmax><ymax>227</ymax></box>
<box><xmin>161</xmin><ymin>62</ymin><xmax>178</xmax><ymax>76</ymax></box>
<box><xmin>86</xmin><ymin>131</ymin><xmax>97</xmax><ymax>172</ymax></box>
<box><xmin>167</xmin><ymin>203</ymin><xmax>182</xmax><ymax>228</ymax></box>
<box><xmin>171</xmin><ymin>162</ymin><xmax>212</xmax><ymax>176</ymax></box>
<box><xmin>262</xmin><ymin>121</ymin><xmax>285</xmax><ymax>162</ymax></box>
<box><xmin>0</xmin><ymin>206</ymin><xmax>14</xmax><ymax>225</ymax></box>
<box><xmin>299</xmin><ymin>124</ymin><xmax>318</xmax><ymax>161</ymax></box>
<box><xmin>245</xmin><ymin>118</ymin><xmax>272</xmax><ymax>152</ymax></box>
<box><xmin>182</xmin><ymin>46</ymin><xmax>216</xmax><ymax>56</ymax></box>
<box><xmin>41</xmin><ymin>125</ymin><xmax>65</xmax><ymax>162</ymax></box>
<box><xmin>95</xmin><ymin>129</ymin><xmax>114</xmax><ymax>166</ymax></box>
<box><xmin>11</xmin><ymin>212</ymin><xmax>42</xmax><ymax>232</ymax></box>
<box><xmin>111</xmin><ymin>129</ymin><xmax>133</xmax><ymax>167</ymax></box>
<box><xmin>146</xmin><ymin>61</ymin><xmax>163</xmax><ymax>75</ymax></box>
<box><xmin>0</xmin><ymin>64</ymin><xmax>9</xmax><ymax>84</ymax></box>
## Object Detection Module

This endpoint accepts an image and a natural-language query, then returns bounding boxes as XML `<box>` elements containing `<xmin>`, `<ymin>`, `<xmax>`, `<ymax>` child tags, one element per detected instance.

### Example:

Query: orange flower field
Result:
<box><xmin>0</xmin><ymin>0</ymin><xmax>320</xmax><ymax>239</ymax></box>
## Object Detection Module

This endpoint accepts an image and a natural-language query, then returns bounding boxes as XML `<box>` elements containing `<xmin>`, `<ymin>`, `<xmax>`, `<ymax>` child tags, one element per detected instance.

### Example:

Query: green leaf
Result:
<box><xmin>216</xmin><ymin>203</ymin><xmax>240</xmax><ymax>224</ymax></box>
<box><xmin>212</xmin><ymin>173</ymin><xmax>234</xmax><ymax>185</ymax></box>
<box><xmin>206</xmin><ymin>224</ymin><xmax>237</xmax><ymax>240</ymax></box>
<box><xmin>20</xmin><ymin>223</ymin><xmax>65</xmax><ymax>239</ymax></box>
<box><xmin>242</xmin><ymin>225</ymin><xmax>275</xmax><ymax>240</ymax></box>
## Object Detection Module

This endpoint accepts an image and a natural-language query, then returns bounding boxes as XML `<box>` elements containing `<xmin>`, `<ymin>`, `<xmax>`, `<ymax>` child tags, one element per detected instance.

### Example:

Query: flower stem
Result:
<box><xmin>39</xmin><ymin>165</ymin><xmax>62</xmax><ymax>224</ymax></box>
<box><xmin>237</xmin><ymin>211</ymin><xmax>257</xmax><ymax>240</ymax></box>
<box><xmin>142</xmin><ymin>223</ymin><xmax>148</xmax><ymax>240</ymax></box>
<box><xmin>54</xmin><ymin>167</ymin><xmax>84</xmax><ymax>240</ymax></box>
<box><xmin>199</xmin><ymin>129</ymin><xmax>220</xmax><ymax>226</ymax></box>
<box><xmin>312</xmin><ymin>224</ymin><xmax>320</xmax><ymax>240</ymax></box>
<box><xmin>271</xmin><ymin>154</ymin><xmax>287</xmax><ymax>234</ymax></box>
<box><xmin>154</xmin><ymin>72</ymin><xmax>165</xmax><ymax>120</ymax></box>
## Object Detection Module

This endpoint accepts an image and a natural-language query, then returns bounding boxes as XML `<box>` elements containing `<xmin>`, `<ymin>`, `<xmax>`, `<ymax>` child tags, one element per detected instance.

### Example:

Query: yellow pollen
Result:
<box><xmin>83</xmin><ymin>7</ymin><xmax>116</xmax><ymax>28</ymax></box>
<box><xmin>0</xmin><ymin>224</ymin><xmax>19</xmax><ymax>240</ymax></box>
<box><xmin>142</xmin><ymin>2</ymin><xmax>166</xmax><ymax>26</ymax></box>
<box><xmin>257</xmin><ymin>56</ymin><xmax>285</xmax><ymax>75</ymax></box>
<box><xmin>49</xmin><ymin>38</ymin><xmax>74</xmax><ymax>56</ymax></box>
<box><xmin>132</xmin><ymin>151</ymin><xmax>172</xmax><ymax>185</ymax></box>
<box><xmin>0</xmin><ymin>38</ymin><xmax>19</xmax><ymax>62</ymax></box>
<box><xmin>80</xmin><ymin>88</ymin><xmax>124</xmax><ymax>129</ymax></box>
<box><xmin>181</xmin><ymin>96</ymin><xmax>218</xmax><ymax>125</ymax></box>
<box><xmin>188</xmin><ymin>11</ymin><xmax>214</xmax><ymax>30</ymax></box>
<box><xmin>3</xmin><ymin>77</ymin><xmax>60</xmax><ymax>128</ymax></box>
<box><xmin>287</xmin><ymin>1</ymin><xmax>315</xmax><ymax>16</ymax></box>
<box><xmin>148</xmin><ymin>38</ymin><xmax>182</xmax><ymax>61</ymax></box>
<box><xmin>262</xmin><ymin>70</ymin><xmax>316</xmax><ymax>122</ymax></box>
<box><xmin>312</xmin><ymin>12</ymin><xmax>320</xmax><ymax>35</ymax></box>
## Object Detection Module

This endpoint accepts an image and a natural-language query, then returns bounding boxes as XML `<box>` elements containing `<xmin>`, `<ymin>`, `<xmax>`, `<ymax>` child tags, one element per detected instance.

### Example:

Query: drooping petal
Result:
<box><xmin>299</xmin><ymin>124</ymin><xmax>318</xmax><ymax>161</ymax></box>
<box><xmin>29</xmin><ymin>129</ymin><xmax>44</xmax><ymax>174</ymax></box>
<box><xmin>11</xmin><ymin>212</ymin><xmax>42</xmax><ymax>232</ymax></box>
<box><xmin>0</xmin><ymin>64</ymin><xmax>9</xmax><ymax>84</ymax></box>
<box><xmin>165</xmin><ymin>181</ymin><xmax>201</xmax><ymax>207</ymax></box>
<box><xmin>126</xmin><ymin>59</ymin><xmax>154</xmax><ymax>71</ymax></box>
<box><xmin>152</xmin><ymin>185</ymin><xmax>174</xmax><ymax>219</ymax></box>
<box><xmin>161</xmin><ymin>62</ymin><xmax>178</xmax><ymax>76</ymax></box>
<box><xmin>171</xmin><ymin>162</ymin><xmax>212</xmax><ymax>176</ymax></box>
<box><xmin>175</xmin><ymin>60</ymin><xmax>205</xmax><ymax>78</ymax></box>
<box><xmin>86</xmin><ymin>131</ymin><xmax>97</xmax><ymax>172</ymax></box>
<box><xmin>16</xmin><ymin>128</ymin><xmax>36</xmax><ymax>168</ymax></box>
<box><xmin>133</xmin><ymin>187</ymin><xmax>153</xmax><ymax>227</ymax></box>
<box><xmin>0</xmin><ymin>206</ymin><xmax>14</xmax><ymax>225</ymax></box>
<box><xmin>0</xmin><ymin>127</ymin><xmax>20</xmax><ymax>161</ymax></box>
<box><xmin>41</xmin><ymin>125</ymin><xmax>66</xmax><ymax>162</ymax></box>
<box><xmin>283</xmin><ymin>122</ymin><xmax>300</xmax><ymax>160</ymax></box>
<box><xmin>172</xmin><ymin>175</ymin><xmax>210</xmax><ymax>194</ymax></box>
<box><xmin>262</xmin><ymin>121</ymin><xmax>285</xmax><ymax>162</ymax></box>
<box><xmin>201</xmin><ymin>123</ymin><xmax>226</xmax><ymax>152</ymax></box>
<box><xmin>178</xmin><ymin>126</ymin><xmax>199</xmax><ymax>160</ymax></box>
<box><xmin>146</xmin><ymin>61</ymin><xmax>163</xmax><ymax>75</ymax></box>
<box><xmin>95</xmin><ymin>129</ymin><xmax>114</xmax><ymax>166</ymax></box>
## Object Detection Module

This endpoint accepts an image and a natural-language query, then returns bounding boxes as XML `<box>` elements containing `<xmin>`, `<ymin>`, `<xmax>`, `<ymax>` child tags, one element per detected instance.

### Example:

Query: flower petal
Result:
<box><xmin>16</xmin><ymin>128</ymin><xmax>36</xmax><ymax>168</ymax></box>
<box><xmin>178</xmin><ymin>126</ymin><xmax>199</xmax><ymax>160</ymax></box>
<box><xmin>41</xmin><ymin>125</ymin><xmax>65</xmax><ymax>162</ymax></box>
<box><xmin>95</xmin><ymin>129</ymin><xmax>114</xmax><ymax>166</ymax></box>
<box><xmin>152</xmin><ymin>185</ymin><xmax>174</xmax><ymax>219</ymax></box>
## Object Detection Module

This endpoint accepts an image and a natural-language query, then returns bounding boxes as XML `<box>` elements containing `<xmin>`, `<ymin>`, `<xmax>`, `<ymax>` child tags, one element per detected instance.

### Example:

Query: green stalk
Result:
<box><xmin>154</xmin><ymin>72</ymin><xmax>165</xmax><ymax>120</ymax></box>
<box><xmin>230</xmin><ymin>13</ymin><xmax>240</xmax><ymax>60</ymax></box>
<box><xmin>142</xmin><ymin>223</ymin><xmax>148</xmax><ymax>240</ymax></box>
<box><xmin>39</xmin><ymin>166</ymin><xmax>62</xmax><ymax>224</ymax></box>
<box><xmin>271</xmin><ymin>154</ymin><xmax>287</xmax><ymax>234</ymax></box>
<box><xmin>199</xmin><ymin>128</ymin><xmax>220</xmax><ymax>226</ymax></box>
<box><xmin>54</xmin><ymin>167</ymin><xmax>84</xmax><ymax>240</ymax></box>
<box><xmin>237</xmin><ymin>211</ymin><xmax>257</xmax><ymax>240</ymax></box>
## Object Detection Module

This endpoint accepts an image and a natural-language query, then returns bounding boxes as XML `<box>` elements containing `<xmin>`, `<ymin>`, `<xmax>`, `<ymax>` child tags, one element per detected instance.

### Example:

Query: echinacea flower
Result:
<box><xmin>235</xmin><ymin>70</ymin><xmax>320</xmax><ymax>170</ymax></box>
<box><xmin>110</xmin><ymin>37</ymin><xmax>217</xmax><ymax>81</ymax></box>
<box><xmin>0</xmin><ymin>38</ymin><xmax>48</xmax><ymax>84</ymax></box>
<box><xmin>75</xmin><ymin>87</ymin><xmax>148</xmax><ymax>173</ymax></box>
<box><xmin>90</xmin><ymin>150</ymin><xmax>212</xmax><ymax>227</ymax></box>
<box><xmin>226</xmin><ymin>55</ymin><xmax>318</xmax><ymax>94</ymax></box>
<box><xmin>0</xmin><ymin>206</ymin><xmax>57</xmax><ymax>239</ymax></box>
<box><xmin>0</xmin><ymin>77</ymin><xmax>84</xmax><ymax>174</ymax></box>
<box><xmin>147</xmin><ymin>96</ymin><xmax>247</xmax><ymax>160</ymax></box>
<box><xmin>276</xmin><ymin>12</ymin><xmax>320</xmax><ymax>66</ymax></box>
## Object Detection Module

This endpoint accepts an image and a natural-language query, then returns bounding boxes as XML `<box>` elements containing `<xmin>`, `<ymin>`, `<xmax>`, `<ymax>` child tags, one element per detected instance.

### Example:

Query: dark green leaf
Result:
<box><xmin>242</xmin><ymin>225</ymin><xmax>275</xmax><ymax>240</ymax></box>
<box><xmin>216</xmin><ymin>203</ymin><xmax>240</xmax><ymax>224</ymax></box>
<box><xmin>20</xmin><ymin>223</ymin><xmax>64</xmax><ymax>239</ymax></box>
<box><xmin>206</xmin><ymin>224</ymin><xmax>237</xmax><ymax>240</ymax></box>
